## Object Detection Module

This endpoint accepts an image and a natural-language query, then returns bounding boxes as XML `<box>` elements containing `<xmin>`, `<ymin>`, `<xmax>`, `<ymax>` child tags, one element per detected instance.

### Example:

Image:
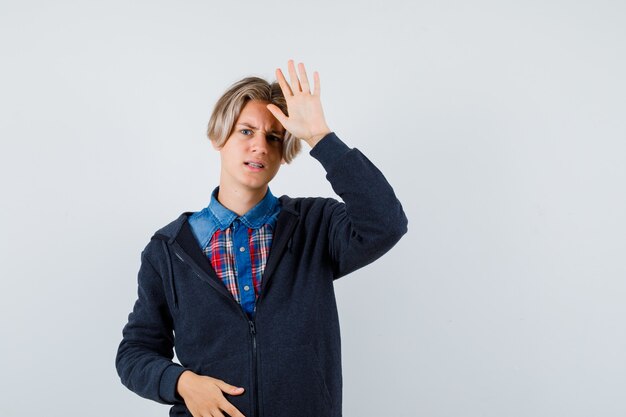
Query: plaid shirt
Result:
<box><xmin>188</xmin><ymin>187</ymin><xmax>281</xmax><ymax>318</ymax></box>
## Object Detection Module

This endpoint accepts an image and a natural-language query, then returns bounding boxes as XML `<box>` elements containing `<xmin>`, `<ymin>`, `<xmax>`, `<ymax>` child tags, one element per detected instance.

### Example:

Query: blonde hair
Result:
<box><xmin>207</xmin><ymin>77</ymin><xmax>301</xmax><ymax>163</ymax></box>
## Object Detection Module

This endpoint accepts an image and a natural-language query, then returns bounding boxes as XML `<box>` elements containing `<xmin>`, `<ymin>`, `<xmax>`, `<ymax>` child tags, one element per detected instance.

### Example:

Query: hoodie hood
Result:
<box><xmin>151</xmin><ymin>212</ymin><xmax>191</xmax><ymax>243</ymax></box>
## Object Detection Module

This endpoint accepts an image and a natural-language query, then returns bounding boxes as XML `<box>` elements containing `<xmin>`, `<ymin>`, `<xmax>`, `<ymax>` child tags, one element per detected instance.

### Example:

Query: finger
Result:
<box><xmin>298</xmin><ymin>62</ymin><xmax>311</xmax><ymax>94</ymax></box>
<box><xmin>216</xmin><ymin>380</ymin><xmax>245</xmax><ymax>396</ymax></box>
<box><xmin>222</xmin><ymin>400</ymin><xmax>247</xmax><ymax>417</ymax></box>
<box><xmin>313</xmin><ymin>71</ymin><xmax>321</xmax><ymax>96</ymax></box>
<box><xmin>266</xmin><ymin>103</ymin><xmax>289</xmax><ymax>128</ymax></box>
<box><xmin>287</xmin><ymin>59</ymin><xmax>302</xmax><ymax>93</ymax></box>
<box><xmin>275</xmin><ymin>68</ymin><xmax>293</xmax><ymax>97</ymax></box>
<box><xmin>209</xmin><ymin>409</ymin><xmax>225</xmax><ymax>417</ymax></box>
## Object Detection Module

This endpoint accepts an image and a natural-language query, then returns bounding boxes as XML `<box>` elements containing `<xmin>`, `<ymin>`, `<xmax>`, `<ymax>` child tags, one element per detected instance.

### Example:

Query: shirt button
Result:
<box><xmin>244</xmin><ymin>285</ymin><xmax>250</xmax><ymax>291</ymax></box>
<box><xmin>239</xmin><ymin>247</ymin><xmax>246</xmax><ymax>252</ymax></box>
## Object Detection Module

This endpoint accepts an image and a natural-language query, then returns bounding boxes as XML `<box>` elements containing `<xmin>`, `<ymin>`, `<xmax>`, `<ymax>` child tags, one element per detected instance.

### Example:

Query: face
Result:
<box><xmin>215</xmin><ymin>99</ymin><xmax>285</xmax><ymax>195</ymax></box>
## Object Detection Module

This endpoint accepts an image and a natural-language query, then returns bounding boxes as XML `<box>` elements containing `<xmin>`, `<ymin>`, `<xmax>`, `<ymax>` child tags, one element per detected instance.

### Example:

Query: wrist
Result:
<box><xmin>176</xmin><ymin>370</ymin><xmax>196</xmax><ymax>398</ymax></box>
<box><xmin>305</xmin><ymin>129</ymin><xmax>331</xmax><ymax>148</ymax></box>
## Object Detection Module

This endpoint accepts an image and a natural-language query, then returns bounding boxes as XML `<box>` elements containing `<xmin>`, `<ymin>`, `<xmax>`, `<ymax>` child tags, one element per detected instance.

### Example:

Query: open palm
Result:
<box><xmin>267</xmin><ymin>60</ymin><xmax>331</xmax><ymax>147</ymax></box>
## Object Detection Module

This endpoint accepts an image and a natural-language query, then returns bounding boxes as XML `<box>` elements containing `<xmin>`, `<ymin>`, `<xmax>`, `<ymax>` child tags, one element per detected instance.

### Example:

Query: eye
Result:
<box><xmin>268</xmin><ymin>135</ymin><xmax>284</xmax><ymax>143</ymax></box>
<box><xmin>240</xmin><ymin>129</ymin><xmax>253</xmax><ymax>136</ymax></box>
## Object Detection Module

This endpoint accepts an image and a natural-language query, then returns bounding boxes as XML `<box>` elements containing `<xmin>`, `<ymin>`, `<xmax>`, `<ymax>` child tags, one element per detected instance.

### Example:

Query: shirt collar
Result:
<box><xmin>208</xmin><ymin>187</ymin><xmax>280</xmax><ymax>230</ymax></box>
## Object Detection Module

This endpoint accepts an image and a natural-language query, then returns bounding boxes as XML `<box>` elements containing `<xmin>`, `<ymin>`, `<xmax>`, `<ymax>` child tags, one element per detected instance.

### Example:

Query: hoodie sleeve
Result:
<box><xmin>115</xmin><ymin>247</ymin><xmax>187</xmax><ymax>404</ymax></box>
<box><xmin>309</xmin><ymin>132</ymin><xmax>408</xmax><ymax>278</ymax></box>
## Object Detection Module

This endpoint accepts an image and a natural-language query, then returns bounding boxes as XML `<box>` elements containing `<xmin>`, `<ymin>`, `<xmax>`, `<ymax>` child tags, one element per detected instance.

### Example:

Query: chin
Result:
<box><xmin>241</xmin><ymin>180</ymin><xmax>271</xmax><ymax>191</ymax></box>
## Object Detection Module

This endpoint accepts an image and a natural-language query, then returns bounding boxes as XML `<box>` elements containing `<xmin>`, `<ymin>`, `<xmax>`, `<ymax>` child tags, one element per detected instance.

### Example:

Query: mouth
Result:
<box><xmin>245</xmin><ymin>161</ymin><xmax>265</xmax><ymax>169</ymax></box>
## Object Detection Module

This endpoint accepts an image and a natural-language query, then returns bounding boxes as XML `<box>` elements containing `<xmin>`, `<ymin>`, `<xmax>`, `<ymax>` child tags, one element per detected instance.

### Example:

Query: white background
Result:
<box><xmin>1</xmin><ymin>1</ymin><xmax>625</xmax><ymax>416</ymax></box>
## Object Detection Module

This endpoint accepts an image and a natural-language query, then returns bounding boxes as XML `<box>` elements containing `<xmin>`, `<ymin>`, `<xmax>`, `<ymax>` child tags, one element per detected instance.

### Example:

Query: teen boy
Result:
<box><xmin>116</xmin><ymin>60</ymin><xmax>408</xmax><ymax>417</ymax></box>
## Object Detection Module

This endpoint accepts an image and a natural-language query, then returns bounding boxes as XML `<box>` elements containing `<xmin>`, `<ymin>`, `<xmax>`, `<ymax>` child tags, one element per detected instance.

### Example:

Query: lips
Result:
<box><xmin>245</xmin><ymin>161</ymin><xmax>265</xmax><ymax>169</ymax></box>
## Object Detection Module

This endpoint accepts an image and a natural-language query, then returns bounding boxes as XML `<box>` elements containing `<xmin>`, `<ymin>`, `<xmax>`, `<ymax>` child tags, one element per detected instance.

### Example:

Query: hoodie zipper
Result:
<box><xmin>172</xmin><ymin>248</ymin><xmax>261</xmax><ymax>417</ymax></box>
<box><xmin>249</xmin><ymin>320</ymin><xmax>260</xmax><ymax>417</ymax></box>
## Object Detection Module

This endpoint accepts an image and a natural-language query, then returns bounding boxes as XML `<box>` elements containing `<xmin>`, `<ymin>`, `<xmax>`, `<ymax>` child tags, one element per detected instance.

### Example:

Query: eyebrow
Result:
<box><xmin>236</xmin><ymin>122</ymin><xmax>283</xmax><ymax>136</ymax></box>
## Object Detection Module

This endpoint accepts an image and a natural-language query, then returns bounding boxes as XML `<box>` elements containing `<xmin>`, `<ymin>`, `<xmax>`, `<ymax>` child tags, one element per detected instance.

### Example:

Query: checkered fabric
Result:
<box><xmin>204</xmin><ymin>224</ymin><xmax>273</xmax><ymax>303</ymax></box>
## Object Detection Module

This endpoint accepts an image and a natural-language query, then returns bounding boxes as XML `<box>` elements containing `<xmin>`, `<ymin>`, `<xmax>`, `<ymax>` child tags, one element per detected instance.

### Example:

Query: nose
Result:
<box><xmin>250</xmin><ymin>132</ymin><xmax>269</xmax><ymax>154</ymax></box>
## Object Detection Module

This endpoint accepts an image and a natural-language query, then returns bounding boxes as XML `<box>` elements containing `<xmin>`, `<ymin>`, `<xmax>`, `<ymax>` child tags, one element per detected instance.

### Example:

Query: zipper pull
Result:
<box><xmin>248</xmin><ymin>320</ymin><xmax>256</xmax><ymax>335</ymax></box>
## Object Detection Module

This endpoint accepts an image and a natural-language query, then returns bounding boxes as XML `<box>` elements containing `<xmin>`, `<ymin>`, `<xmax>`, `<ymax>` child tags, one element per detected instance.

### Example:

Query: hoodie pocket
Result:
<box><xmin>169</xmin><ymin>353</ymin><xmax>252</xmax><ymax>417</ymax></box>
<box><xmin>260</xmin><ymin>345</ymin><xmax>332</xmax><ymax>417</ymax></box>
<box><xmin>199</xmin><ymin>352</ymin><xmax>252</xmax><ymax>416</ymax></box>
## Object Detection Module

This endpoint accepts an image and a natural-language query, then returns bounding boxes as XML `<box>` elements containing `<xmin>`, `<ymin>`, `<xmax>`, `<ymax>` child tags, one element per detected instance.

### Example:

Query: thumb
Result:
<box><xmin>217</xmin><ymin>380</ymin><xmax>245</xmax><ymax>396</ymax></box>
<box><xmin>266</xmin><ymin>103</ymin><xmax>288</xmax><ymax>127</ymax></box>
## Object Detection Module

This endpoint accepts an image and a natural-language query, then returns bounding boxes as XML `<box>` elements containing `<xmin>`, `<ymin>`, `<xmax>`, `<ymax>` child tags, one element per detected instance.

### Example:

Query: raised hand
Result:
<box><xmin>266</xmin><ymin>60</ymin><xmax>331</xmax><ymax>148</ymax></box>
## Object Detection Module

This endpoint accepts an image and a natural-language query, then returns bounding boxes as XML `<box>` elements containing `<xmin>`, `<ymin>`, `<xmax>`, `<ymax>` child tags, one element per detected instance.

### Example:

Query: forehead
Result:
<box><xmin>237</xmin><ymin>100</ymin><xmax>284</xmax><ymax>133</ymax></box>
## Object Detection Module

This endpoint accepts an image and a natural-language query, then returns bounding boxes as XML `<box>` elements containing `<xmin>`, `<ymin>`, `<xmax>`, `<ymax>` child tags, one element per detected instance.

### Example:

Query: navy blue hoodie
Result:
<box><xmin>116</xmin><ymin>133</ymin><xmax>408</xmax><ymax>417</ymax></box>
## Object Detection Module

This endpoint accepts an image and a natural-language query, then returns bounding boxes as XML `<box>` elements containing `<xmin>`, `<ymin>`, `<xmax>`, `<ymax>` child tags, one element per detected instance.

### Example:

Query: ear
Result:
<box><xmin>211</xmin><ymin>139</ymin><xmax>221</xmax><ymax>151</ymax></box>
<box><xmin>281</xmin><ymin>157</ymin><xmax>286</xmax><ymax>165</ymax></box>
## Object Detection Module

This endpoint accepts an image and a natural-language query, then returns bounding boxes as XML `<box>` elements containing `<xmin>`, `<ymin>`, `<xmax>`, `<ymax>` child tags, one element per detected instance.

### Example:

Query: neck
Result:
<box><xmin>216</xmin><ymin>184</ymin><xmax>268</xmax><ymax>217</ymax></box>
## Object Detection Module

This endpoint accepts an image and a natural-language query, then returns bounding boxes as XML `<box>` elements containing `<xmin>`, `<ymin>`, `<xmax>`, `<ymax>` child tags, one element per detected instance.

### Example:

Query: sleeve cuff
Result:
<box><xmin>159</xmin><ymin>363</ymin><xmax>188</xmax><ymax>404</ymax></box>
<box><xmin>309</xmin><ymin>132</ymin><xmax>352</xmax><ymax>173</ymax></box>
